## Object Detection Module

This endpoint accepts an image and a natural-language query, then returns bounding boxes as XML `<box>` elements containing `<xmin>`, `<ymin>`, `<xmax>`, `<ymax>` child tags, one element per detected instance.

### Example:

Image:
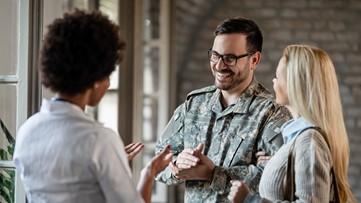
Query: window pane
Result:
<box><xmin>142</xmin><ymin>47</ymin><xmax>159</xmax><ymax>142</ymax></box>
<box><xmin>96</xmin><ymin>0</ymin><xmax>119</xmax><ymax>133</ymax></box>
<box><xmin>143</xmin><ymin>0</ymin><xmax>160</xmax><ymax>40</ymax></box>
<box><xmin>0</xmin><ymin>84</ymin><xmax>16</xmax><ymax>161</ymax></box>
<box><xmin>97</xmin><ymin>91</ymin><xmax>118</xmax><ymax>133</ymax></box>
<box><xmin>0</xmin><ymin>0</ymin><xmax>18</xmax><ymax>75</ymax></box>
<box><xmin>143</xmin><ymin>47</ymin><xmax>160</xmax><ymax>94</ymax></box>
<box><xmin>142</xmin><ymin>96</ymin><xmax>158</xmax><ymax>142</ymax></box>
<box><xmin>99</xmin><ymin>0</ymin><xmax>119</xmax><ymax>23</ymax></box>
<box><xmin>108</xmin><ymin>66</ymin><xmax>119</xmax><ymax>90</ymax></box>
<box><xmin>61</xmin><ymin>0</ymin><xmax>89</xmax><ymax>11</ymax></box>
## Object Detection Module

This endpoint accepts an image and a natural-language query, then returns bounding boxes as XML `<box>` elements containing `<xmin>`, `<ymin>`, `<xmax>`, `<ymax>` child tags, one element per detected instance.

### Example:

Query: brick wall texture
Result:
<box><xmin>173</xmin><ymin>0</ymin><xmax>361</xmax><ymax>201</ymax></box>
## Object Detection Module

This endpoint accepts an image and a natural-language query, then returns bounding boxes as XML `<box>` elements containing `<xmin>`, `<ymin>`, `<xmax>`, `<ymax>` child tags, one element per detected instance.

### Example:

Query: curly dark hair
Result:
<box><xmin>214</xmin><ymin>17</ymin><xmax>263</xmax><ymax>53</ymax></box>
<box><xmin>40</xmin><ymin>9</ymin><xmax>125</xmax><ymax>95</ymax></box>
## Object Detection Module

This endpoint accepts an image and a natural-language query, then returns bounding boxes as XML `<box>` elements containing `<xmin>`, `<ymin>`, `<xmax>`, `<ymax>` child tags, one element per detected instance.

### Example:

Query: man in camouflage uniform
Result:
<box><xmin>155</xmin><ymin>17</ymin><xmax>291</xmax><ymax>202</ymax></box>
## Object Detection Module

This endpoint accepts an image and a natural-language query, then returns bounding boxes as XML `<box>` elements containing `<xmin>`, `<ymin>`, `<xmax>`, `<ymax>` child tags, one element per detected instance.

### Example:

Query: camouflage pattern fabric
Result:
<box><xmin>155</xmin><ymin>77</ymin><xmax>291</xmax><ymax>203</ymax></box>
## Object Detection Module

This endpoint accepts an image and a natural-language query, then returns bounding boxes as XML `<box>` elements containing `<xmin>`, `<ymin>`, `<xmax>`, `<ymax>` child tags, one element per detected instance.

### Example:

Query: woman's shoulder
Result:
<box><xmin>293</xmin><ymin>128</ymin><xmax>332</xmax><ymax>162</ymax></box>
<box><xmin>295</xmin><ymin>128</ymin><xmax>327</xmax><ymax>147</ymax></box>
<box><xmin>93</xmin><ymin>125</ymin><xmax>122</xmax><ymax>143</ymax></box>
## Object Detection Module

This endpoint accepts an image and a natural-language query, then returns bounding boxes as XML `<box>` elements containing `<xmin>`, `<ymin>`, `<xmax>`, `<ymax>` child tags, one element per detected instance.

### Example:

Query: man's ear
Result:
<box><xmin>250</xmin><ymin>51</ymin><xmax>261</xmax><ymax>71</ymax></box>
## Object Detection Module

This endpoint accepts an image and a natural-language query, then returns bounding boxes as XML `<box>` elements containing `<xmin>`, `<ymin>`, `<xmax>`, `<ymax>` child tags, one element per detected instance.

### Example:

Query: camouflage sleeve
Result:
<box><xmin>211</xmin><ymin>164</ymin><xmax>262</xmax><ymax>193</ymax></box>
<box><xmin>244</xmin><ymin>193</ymin><xmax>272</xmax><ymax>203</ymax></box>
<box><xmin>210</xmin><ymin>105</ymin><xmax>291</xmax><ymax>193</ymax></box>
<box><xmin>155</xmin><ymin>104</ymin><xmax>186</xmax><ymax>185</ymax></box>
<box><xmin>257</xmin><ymin>105</ymin><xmax>291</xmax><ymax>156</ymax></box>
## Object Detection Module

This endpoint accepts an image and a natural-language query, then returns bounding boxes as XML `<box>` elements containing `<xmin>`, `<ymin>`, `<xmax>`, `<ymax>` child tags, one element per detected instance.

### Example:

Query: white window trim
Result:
<box><xmin>132</xmin><ymin>0</ymin><xmax>171</xmax><ymax>202</ymax></box>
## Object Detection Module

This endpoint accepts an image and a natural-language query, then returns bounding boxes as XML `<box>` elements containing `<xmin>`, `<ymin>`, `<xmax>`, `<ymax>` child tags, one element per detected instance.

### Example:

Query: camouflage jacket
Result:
<box><xmin>155</xmin><ymin>78</ymin><xmax>291</xmax><ymax>203</ymax></box>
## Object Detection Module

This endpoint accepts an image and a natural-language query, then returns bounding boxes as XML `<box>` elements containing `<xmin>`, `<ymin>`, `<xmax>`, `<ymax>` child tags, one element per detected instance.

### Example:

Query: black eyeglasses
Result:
<box><xmin>208</xmin><ymin>50</ymin><xmax>255</xmax><ymax>66</ymax></box>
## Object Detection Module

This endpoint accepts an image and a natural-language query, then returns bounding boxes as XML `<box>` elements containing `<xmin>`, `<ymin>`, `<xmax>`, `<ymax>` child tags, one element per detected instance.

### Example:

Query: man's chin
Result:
<box><xmin>215</xmin><ymin>82</ymin><xmax>231</xmax><ymax>91</ymax></box>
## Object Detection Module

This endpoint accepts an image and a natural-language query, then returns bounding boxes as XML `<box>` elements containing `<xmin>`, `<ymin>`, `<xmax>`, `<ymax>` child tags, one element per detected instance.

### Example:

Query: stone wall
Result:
<box><xmin>173</xmin><ymin>0</ymin><xmax>361</xmax><ymax>201</ymax></box>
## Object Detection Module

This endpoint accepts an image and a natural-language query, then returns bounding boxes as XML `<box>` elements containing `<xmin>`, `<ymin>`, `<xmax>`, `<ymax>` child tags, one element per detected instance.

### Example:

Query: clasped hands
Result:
<box><xmin>169</xmin><ymin>143</ymin><xmax>215</xmax><ymax>181</ymax></box>
<box><xmin>137</xmin><ymin>145</ymin><xmax>270</xmax><ymax>202</ymax></box>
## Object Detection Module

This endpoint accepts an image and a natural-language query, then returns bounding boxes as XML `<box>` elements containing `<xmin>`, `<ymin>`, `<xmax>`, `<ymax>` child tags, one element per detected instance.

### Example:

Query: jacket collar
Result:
<box><xmin>209</xmin><ymin>77</ymin><xmax>260</xmax><ymax>114</ymax></box>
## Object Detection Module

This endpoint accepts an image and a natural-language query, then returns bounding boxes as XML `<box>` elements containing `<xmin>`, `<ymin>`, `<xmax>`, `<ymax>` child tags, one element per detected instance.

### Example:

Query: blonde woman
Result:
<box><xmin>228</xmin><ymin>45</ymin><xmax>355</xmax><ymax>202</ymax></box>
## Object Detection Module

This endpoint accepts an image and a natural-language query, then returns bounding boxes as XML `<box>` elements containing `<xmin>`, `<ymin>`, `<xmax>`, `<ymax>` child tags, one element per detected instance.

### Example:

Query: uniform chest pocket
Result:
<box><xmin>183</xmin><ymin>115</ymin><xmax>211</xmax><ymax>149</ymax></box>
<box><xmin>223</xmin><ymin>128</ymin><xmax>258</xmax><ymax>167</ymax></box>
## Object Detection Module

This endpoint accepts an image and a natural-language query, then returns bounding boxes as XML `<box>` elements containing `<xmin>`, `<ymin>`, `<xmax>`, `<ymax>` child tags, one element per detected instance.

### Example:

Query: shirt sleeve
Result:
<box><xmin>91</xmin><ymin>127</ymin><xmax>145</xmax><ymax>203</ymax></box>
<box><xmin>155</xmin><ymin>104</ymin><xmax>185</xmax><ymax>185</ymax></box>
<box><xmin>210</xmin><ymin>165</ymin><xmax>261</xmax><ymax>194</ymax></box>
<box><xmin>244</xmin><ymin>193</ymin><xmax>272</xmax><ymax>203</ymax></box>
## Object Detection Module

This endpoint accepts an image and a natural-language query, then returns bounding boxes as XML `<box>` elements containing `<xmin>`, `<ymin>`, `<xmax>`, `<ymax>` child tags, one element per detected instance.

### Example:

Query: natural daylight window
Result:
<box><xmin>133</xmin><ymin>0</ymin><xmax>171</xmax><ymax>202</ymax></box>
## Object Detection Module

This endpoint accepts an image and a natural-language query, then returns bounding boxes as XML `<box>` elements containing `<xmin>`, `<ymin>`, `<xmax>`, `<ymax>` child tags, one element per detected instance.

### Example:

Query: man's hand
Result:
<box><xmin>170</xmin><ymin>144</ymin><xmax>215</xmax><ymax>181</ymax></box>
<box><xmin>125</xmin><ymin>142</ymin><xmax>144</xmax><ymax>161</ymax></box>
<box><xmin>175</xmin><ymin>148</ymin><xmax>200</xmax><ymax>169</ymax></box>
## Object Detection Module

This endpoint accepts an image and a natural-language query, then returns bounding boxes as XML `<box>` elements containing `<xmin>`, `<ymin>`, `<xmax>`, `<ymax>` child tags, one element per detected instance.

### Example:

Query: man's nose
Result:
<box><xmin>214</xmin><ymin>57</ymin><xmax>227</xmax><ymax>70</ymax></box>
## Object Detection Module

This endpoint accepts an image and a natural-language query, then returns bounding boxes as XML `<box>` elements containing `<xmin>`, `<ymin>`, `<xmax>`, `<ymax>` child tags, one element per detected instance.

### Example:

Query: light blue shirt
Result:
<box><xmin>281</xmin><ymin>117</ymin><xmax>314</xmax><ymax>144</ymax></box>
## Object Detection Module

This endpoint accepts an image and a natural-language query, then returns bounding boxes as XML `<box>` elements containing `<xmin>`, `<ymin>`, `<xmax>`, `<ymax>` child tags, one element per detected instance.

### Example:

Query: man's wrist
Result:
<box><xmin>207</xmin><ymin>165</ymin><xmax>215</xmax><ymax>180</ymax></box>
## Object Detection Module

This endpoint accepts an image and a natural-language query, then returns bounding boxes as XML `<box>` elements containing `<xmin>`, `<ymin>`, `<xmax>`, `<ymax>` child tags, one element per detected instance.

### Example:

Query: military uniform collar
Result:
<box><xmin>210</xmin><ymin>77</ymin><xmax>260</xmax><ymax>114</ymax></box>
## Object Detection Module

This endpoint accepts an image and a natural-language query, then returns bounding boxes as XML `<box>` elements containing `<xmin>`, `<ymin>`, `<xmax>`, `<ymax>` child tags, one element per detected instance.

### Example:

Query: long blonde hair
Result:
<box><xmin>283</xmin><ymin>45</ymin><xmax>355</xmax><ymax>202</ymax></box>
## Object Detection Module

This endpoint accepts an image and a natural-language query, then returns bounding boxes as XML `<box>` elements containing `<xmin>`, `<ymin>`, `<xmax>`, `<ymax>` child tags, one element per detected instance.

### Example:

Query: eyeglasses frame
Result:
<box><xmin>208</xmin><ymin>49</ymin><xmax>255</xmax><ymax>66</ymax></box>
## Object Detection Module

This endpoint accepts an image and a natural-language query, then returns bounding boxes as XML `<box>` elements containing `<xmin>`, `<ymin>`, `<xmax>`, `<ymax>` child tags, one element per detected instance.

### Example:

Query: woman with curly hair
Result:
<box><xmin>13</xmin><ymin>10</ymin><xmax>172</xmax><ymax>203</ymax></box>
<box><xmin>228</xmin><ymin>45</ymin><xmax>355</xmax><ymax>202</ymax></box>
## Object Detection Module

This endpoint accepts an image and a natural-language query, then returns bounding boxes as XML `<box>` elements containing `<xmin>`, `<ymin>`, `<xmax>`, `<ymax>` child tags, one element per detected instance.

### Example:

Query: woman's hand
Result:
<box><xmin>228</xmin><ymin>180</ymin><xmax>250</xmax><ymax>203</ymax></box>
<box><xmin>137</xmin><ymin>145</ymin><xmax>173</xmax><ymax>203</ymax></box>
<box><xmin>145</xmin><ymin>145</ymin><xmax>174</xmax><ymax>176</ymax></box>
<box><xmin>125</xmin><ymin>142</ymin><xmax>144</xmax><ymax>161</ymax></box>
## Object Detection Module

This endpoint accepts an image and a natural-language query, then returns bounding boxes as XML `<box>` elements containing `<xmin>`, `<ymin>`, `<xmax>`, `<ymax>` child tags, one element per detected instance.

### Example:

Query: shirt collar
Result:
<box><xmin>281</xmin><ymin>116</ymin><xmax>313</xmax><ymax>144</ymax></box>
<box><xmin>209</xmin><ymin>77</ymin><xmax>261</xmax><ymax>114</ymax></box>
<box><xmin>41</xmin><ymin>98</ymin><xmax>95</xmax><ymax>123</ymax></box>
